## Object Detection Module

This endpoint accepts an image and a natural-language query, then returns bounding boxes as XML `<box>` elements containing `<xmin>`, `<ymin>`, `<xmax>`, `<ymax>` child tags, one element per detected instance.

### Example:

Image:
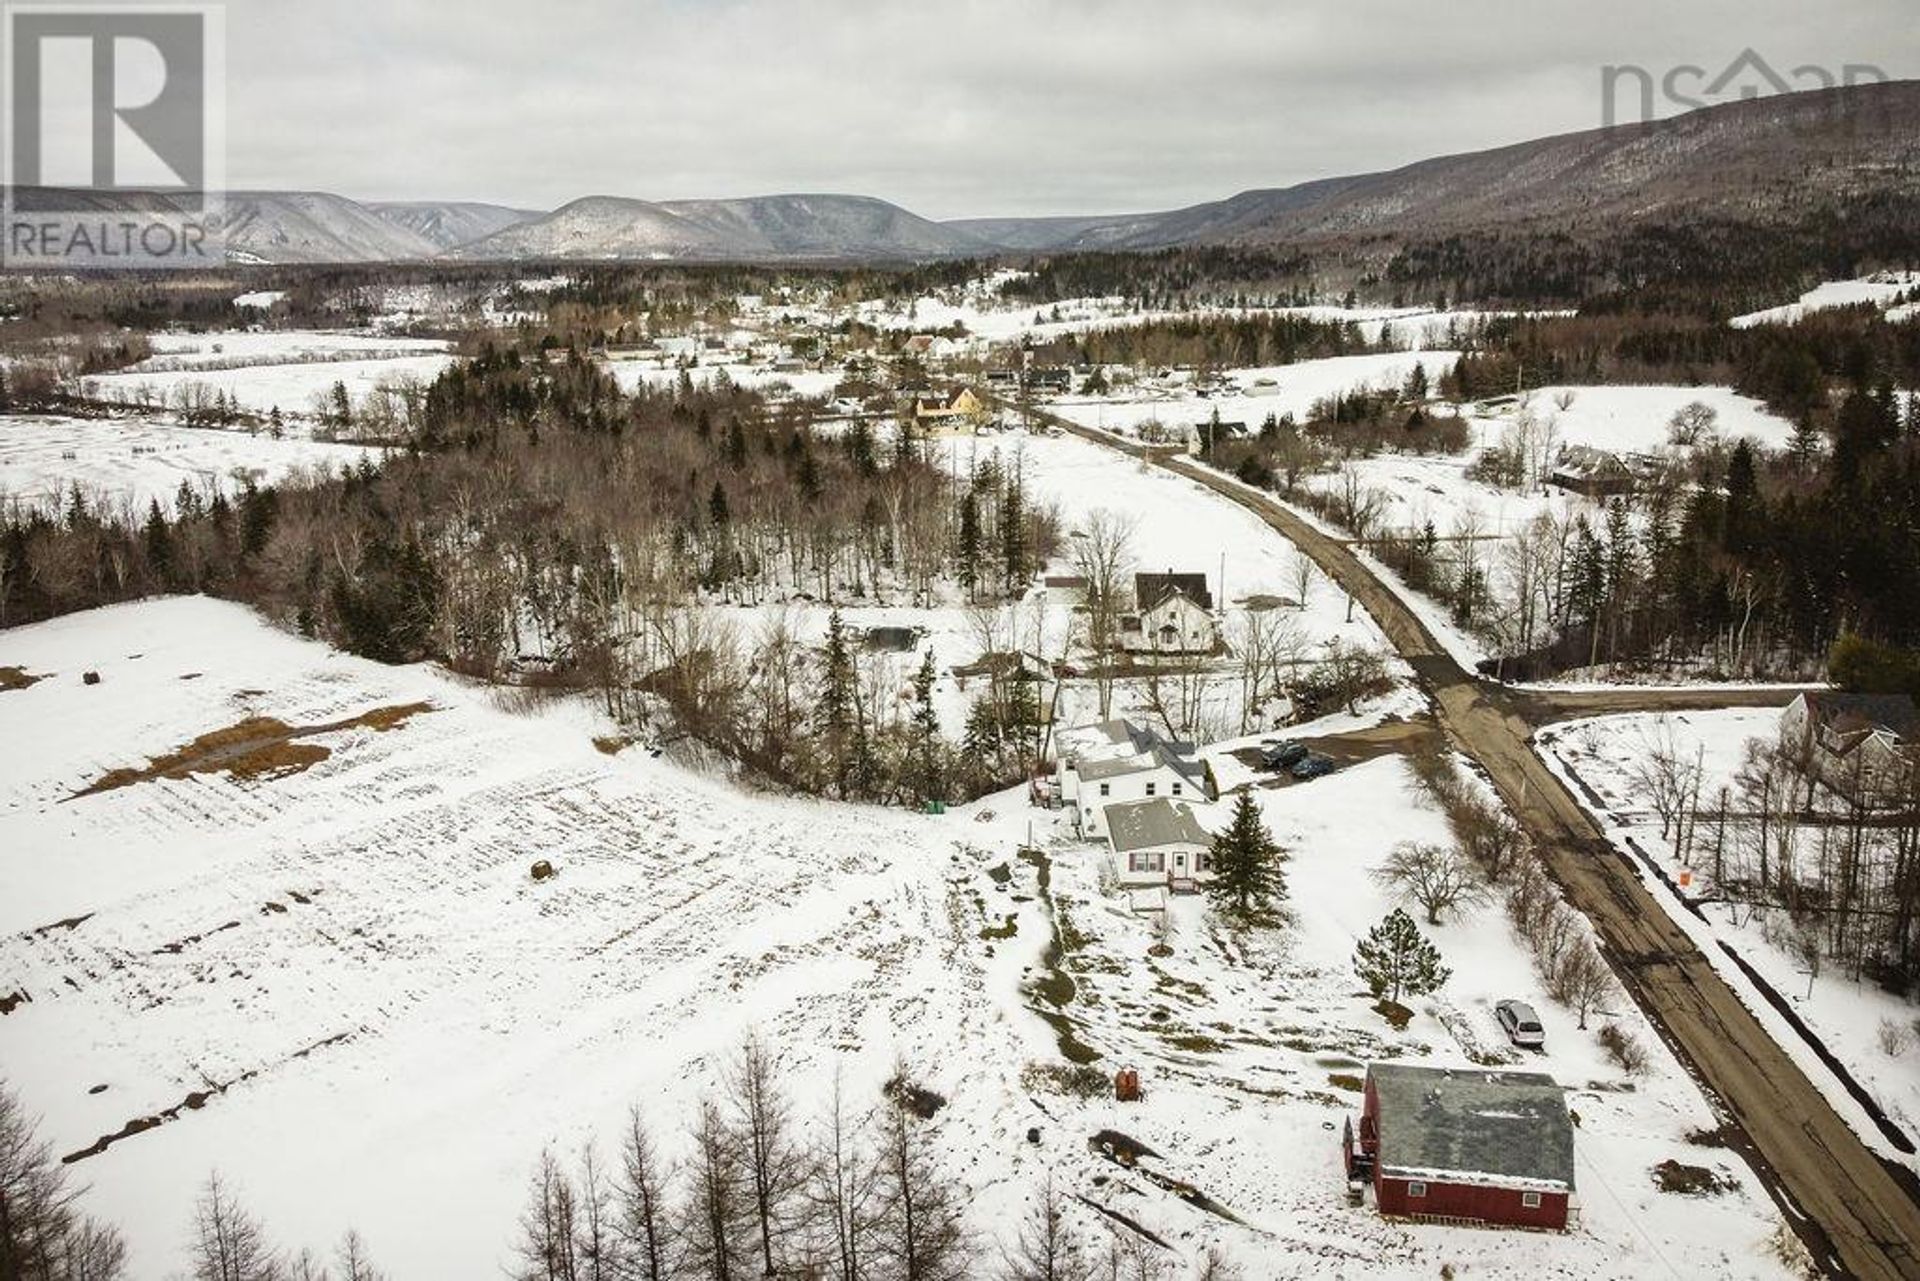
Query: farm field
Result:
<box><xmin>0</xmin><ymin>414</ymin><xmax>383</xmax><ymax>513</ymax></box>
<box><xmin>0</xmin><ymin>597</ymin><xmax>1798</xmax><ymax>1279</ymax></box>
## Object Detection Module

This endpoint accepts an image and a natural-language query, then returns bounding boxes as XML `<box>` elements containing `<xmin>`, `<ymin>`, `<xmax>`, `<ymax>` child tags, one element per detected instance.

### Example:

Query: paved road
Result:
<box><xmin>1036</xmin><ymin>414</ymin><xmax>1920</xmax><ymax>1280</ymax></box>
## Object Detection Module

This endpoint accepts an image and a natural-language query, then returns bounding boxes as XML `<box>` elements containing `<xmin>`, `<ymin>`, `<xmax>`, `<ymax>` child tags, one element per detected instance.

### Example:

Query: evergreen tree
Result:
<box><xmin>1353</xmin><ymin>908</ymin><xmax>1451</xmax><ymax>1005</ymax></box>
<box><xmin>956</xmin><ymin>490</ymin><xmax>981</xmax><ymax>599</ymax></box>
<box><xmin>1205</xmin><ymin>791</ymin><xmax>1287</xmax><ymax>925</ymax></box>
<box><xmin>819</xmin><ymin>610</ymin><xmax>854</xmax><ymax>794</ymax></box>
<box><xmin>911</xmin><ymin>651</ymin><xmax>942</xmax><ymax>803</ymax></box>
<box><xmin>1000</xmin><ymin>473</ymin><xmax>1027</xmax><ymax>595</ymax></box>
<box><xmin>143</xmin><ymin>499</ymin><xmax>173</xmax><ymax>583</ymax></box>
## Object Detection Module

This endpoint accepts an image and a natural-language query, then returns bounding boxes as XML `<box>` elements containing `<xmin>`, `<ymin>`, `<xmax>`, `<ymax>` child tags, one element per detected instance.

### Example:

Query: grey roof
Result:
<box><xmin>1366</xmin><ymin>1063</ymin><xmax>1575</xmax><ymax>1192</ymax></box>
<box><xmin>1103</xmin><ymin>798</ymin><xmax>1211</xmax><ymax>853</ymax></box>
<box><xmin>1076</xmin><ymin>741</ymin><xmax>1207</xmax><ymax>790</ymax></box>
<box><xmin>1136</xmin><ymin>571</ymin><xmax>1213</xmax><ymax>613</ymax></box>
<box><xmin>1798</xmin><ymin>692</ymin><xmax>1919</xmax><ymax>741</ymax></box>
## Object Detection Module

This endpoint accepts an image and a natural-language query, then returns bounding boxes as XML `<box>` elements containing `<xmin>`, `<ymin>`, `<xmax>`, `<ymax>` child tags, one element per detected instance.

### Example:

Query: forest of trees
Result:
<box><xmin>0</xmin><ymin>344</ymin><xmax>1065</xmax><ymax>804</ymax></box>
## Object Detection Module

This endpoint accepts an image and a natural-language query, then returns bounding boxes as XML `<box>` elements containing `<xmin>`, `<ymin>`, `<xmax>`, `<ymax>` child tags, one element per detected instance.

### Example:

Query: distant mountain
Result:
<box><xmin>9</xmin><ymin>81</ymin><xmax>1915</xmax><ymax>266</ymax></box>
<box><xmin>369</xmin><ymin>200</ymin><xmax>541</xmax><ymax>251</ymax></box>
<box><xmin>953</xmin><ymin>81</ymin><xmax>1920</xmax><ymax>252</ymax></box>
<box><xmin>453</xmin><ymin>192</ymin><xmax>990</xmax><ymax>260</ymax></box>
<box><xmin>216</xmin><ymin>191</ymin><xmax>445</xmax><ymax>263</ymax></box>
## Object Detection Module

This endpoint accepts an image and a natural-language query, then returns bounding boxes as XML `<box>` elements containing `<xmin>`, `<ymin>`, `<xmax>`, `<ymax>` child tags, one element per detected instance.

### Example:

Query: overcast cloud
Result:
<box><xmin>222</xmin><ymin>0</ymin><xmax>1918</xmax><ymax>219</ymax></box>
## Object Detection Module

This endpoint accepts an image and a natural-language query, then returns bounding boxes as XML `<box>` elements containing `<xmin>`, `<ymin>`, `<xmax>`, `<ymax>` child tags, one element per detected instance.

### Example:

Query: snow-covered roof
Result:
<box><xmin>1103</xmin><ymin>798</ymin><xmax>1210</xmax><ymax>853</ymax></box>
<box><xmin>1367</xmin><ymin>1063</ymin><xmax>1575</xmax><ymax>1193</ymax></box>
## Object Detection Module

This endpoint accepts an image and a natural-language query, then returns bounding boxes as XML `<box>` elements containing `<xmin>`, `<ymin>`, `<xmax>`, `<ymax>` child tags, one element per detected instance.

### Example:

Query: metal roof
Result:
<box><xmin>1103</xmin><ymin>798</ymin><xmax>1211</xmax><ymax>853</ymax></box>
<box><xmin>1366</xmin><ymin>1063</ymin><xmax>1575</xmax><ymax>1193</ymax></box>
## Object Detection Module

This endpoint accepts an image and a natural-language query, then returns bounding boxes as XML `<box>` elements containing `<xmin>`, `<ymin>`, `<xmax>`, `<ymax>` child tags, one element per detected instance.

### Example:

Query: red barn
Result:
<box><xmin>1344</xmin><ymin>1063</ymin><xmax>1575</xmax><ymax>1230</ymax></box>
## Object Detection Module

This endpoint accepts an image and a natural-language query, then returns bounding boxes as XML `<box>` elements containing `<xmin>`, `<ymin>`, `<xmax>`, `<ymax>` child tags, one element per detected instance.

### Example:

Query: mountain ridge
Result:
<box><xmin>10</xmin><ymin>80</ymin><xmax>1916</xmax><ymax>264</ymax></box>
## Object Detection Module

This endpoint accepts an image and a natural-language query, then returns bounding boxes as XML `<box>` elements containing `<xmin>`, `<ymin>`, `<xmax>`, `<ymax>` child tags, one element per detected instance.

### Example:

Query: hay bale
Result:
<box><xmin>530</xmin><ymin>859</ymin><xmax>556</xmax><ymax>881</ymax></box>
<box><xmin>82</xmin><ymin>670</ymin><xmax>101</xmax><ymax>686</ymax></box>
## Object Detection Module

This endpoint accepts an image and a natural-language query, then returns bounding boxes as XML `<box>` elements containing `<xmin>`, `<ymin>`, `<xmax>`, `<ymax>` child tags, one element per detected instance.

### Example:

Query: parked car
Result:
<box><xmin>1289</xmin><ymin>752</ymin><xmax>1336</xmax><ymax>779</ymax></box>
<box><xmin>1260</xmin><ymin>740</ymin><xmax>1308</xmax><ymax>769</ymax></box>
<box><xmin>1495</xmin><ymin>1000</ymin><xmax>1546</xmax><ymax>1049</ymax></box>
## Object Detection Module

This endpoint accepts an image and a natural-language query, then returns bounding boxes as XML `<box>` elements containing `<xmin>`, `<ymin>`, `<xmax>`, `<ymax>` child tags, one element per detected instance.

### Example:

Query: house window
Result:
<box><xmin>1099</xmin><ymin>783</ymin><xmax>1110</xmax><ymax>796</ymax></box>
<box><xmin>1171</xmin><ymin>782</ymin><xmax>1182</xmax><ymax>795</ymax></box>
<box><xmin>1193</xmin><ymin>850</ymin><xmax>1209</xmax><ymax>873</ymax></box>
<box><xmin>1406</xmin><ymin>1182</ymin><xmax>1427</xmax><ymax>1199</ymax></box>
<box><xmin>1127</xmin><ymin>852</ymin><xmax>1165</xmax><ymax>873</ymax></box>
<box><xmin>1521</xmin><ymin>1191</ymin><xmax>1542</xmax><ymax>1209</ymax></box>
<box><xmin>1145</xmin><ymin>782</ymin><xmax>1156</xmax><ymax>796</ymax></box>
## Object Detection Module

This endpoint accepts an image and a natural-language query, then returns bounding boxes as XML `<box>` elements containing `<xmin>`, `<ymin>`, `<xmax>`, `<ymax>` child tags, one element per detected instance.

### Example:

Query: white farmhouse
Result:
<box><xmin>1778</xmin><ymin>691</ymin><xmax>1917</xmax><ymax>797</ymax></box>
<box><xmin>1055</xmin><ymin>718</ymin><xmax>1211</xmax><ymax>838</ymax></box>
<box><xmin>1121</xmin><ymin>571</ymin><xmax>1219</xmax><ymax>655</ymax></box>
<box><xmin>1103</xmin><ymin>797</ymin><xmax>1213</xmax><ymax>891</ymax></box>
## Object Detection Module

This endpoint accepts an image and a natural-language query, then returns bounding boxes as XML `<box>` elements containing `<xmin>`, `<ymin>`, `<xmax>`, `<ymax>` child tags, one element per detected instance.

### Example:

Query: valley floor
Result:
<box><xmin>0</xmin><ymin>597</ymin><xmax>1799</xmax><ymax>1278</ymax></box>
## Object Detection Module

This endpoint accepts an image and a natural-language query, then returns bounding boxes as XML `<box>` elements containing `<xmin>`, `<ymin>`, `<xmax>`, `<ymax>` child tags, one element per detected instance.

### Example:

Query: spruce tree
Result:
<box><xmin>819</xmin><ymin>611</ymin><xmax>854</xmax><ymax>794</ymax></box>
<box><xmin>1353</xmin><ymin>908</ymin><xmax>1451</xmax><ymax>1005</ymax></box>
<box><xmin>1205</xmin><ymin>791</ymin><xmax>1287</xmax><ymax>925</ymax></box>
<box><xmin>957</xmin><ymin>490</ymin><xmax>981</xmax><ymax>599</ymax></box>
<box><xmin>911</xmin><ymin>651</ymin><xmax>942</xmax><ymax>803</ymax></box>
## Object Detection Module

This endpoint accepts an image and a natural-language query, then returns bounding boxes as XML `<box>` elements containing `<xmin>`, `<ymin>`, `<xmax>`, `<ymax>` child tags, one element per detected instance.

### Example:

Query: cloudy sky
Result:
<box><xmin>223</xmin><ymin>0</ymin><xmax>1916</xmax><ymax>219</ymax></box>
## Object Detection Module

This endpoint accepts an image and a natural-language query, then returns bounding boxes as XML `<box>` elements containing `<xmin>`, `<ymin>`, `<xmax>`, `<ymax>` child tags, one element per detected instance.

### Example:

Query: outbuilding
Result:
<box><xmin>1345</xmin><ymin>1063</ymin><xmax>1575</xmax><ymax>1230</ymax></box>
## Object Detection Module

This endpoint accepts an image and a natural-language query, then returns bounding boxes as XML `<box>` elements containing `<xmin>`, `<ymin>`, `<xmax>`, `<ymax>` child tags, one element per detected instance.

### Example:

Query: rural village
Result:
<box><xmin>2</xmin><ymin>18</ymin><xmax>1920</xmax><ymax>1281</ymax></box>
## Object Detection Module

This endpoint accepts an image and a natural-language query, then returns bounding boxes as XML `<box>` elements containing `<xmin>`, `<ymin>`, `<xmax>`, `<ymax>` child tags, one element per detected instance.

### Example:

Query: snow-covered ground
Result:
<box><xmin>1052</xmin><ymin>352</ymin><xmax>1461</xmax><ymax>439</ymax></box>
<box><xmin>136</xmin><ymin>330</ymin><xmax>452</xmax><ymax>370</ymax></box>
<box><xmin>0</xmin><ymin>415</ymin><xmax>381</xmax><ymax>513</ymax></box>
<box><xmin>76</xmin><ymin>329</ymin><xmax>459</xmax><ymax>420</ymax></box>
<box><xmin>1481</xmin><ymin>386</ymin><xmax>1798</xmax><ymax>454</ymax></box>
<box><xmin>955</xmin><ymin>429</ymin><xmax>1389</xmax><ymax>656</ymax></box>
<box><xmin>0</xmin><ymin>598</ymin><xmax>1796</xmax><ymax>1278</ymax></box>
<box><xmin>1538</xmin><ymin>708</ymin><xmax>1920</xmax><ymax>1172</ymax></box>
<box><xmin>602</xmin><ymin>358</ymin><xmax>840</xmax><ymax>400</ymax></box>
<box><xmin>81</xmin><ymin>355</ymin><xmax>455</xmax><ymax>419</ymax></box>
<box><xmin>1730</xmin><ymin>272</ymin><xmax>1920</xmax><ymax>329</ymax></box>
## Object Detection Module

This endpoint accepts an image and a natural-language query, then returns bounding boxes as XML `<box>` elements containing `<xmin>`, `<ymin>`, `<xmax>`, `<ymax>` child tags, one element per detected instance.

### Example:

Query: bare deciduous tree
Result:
<box><xmin>190</xmin><ymin>1173</ymin><xmax>282</xmax><ymax>1281</ymax></box>
<box><xmin>728</xmin><ymin>1035</ymin><xmax>805</xmax><ymax>1278</ymax></box>
<box><xmin>617</xmin><ymin>1108</ymin><xmax>676</xmax><ymax>1281</ymax></box>
<box><xmin>999</xmin><ymin>1172</ymin><xmax>1086</xmax><ymax>1281</ymax></box>
<box><xmin>1373</xmin><ymin>842</ymin><xmax>1488</xmax><ymax>925</ymax></box>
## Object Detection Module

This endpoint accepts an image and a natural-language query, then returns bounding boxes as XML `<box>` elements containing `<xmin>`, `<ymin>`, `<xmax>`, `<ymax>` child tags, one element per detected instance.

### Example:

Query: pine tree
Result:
<box><xmin>143</xmin><ymin>499</ymin><xmax>173</xmax><ymax>583</ymax></box>
<box><xmin>1353</xmin><ymin>908</ymin><xmax>1451</xmax><ymax>1005</ymax></box>
<box><xmin>956</xmin><ymin>490</ymin><xmax>981</xmax><ymax>599</ymax></box>
<box><xmin>911</xmin><ymin>651</ymin><xmax>942</xmax><ymax>803</ymax></box>
<box><xmin>1205</xmin><ymin>791</ymin><xmax>1287</xmax><ymax>925</ymax></box>
<box><xmin>1000</xmin><ymin>473</ymin><xmax>1027</xmax><ymax>595</ymax></box>
<box><xmin>819</xmin><ymin>611</ymin><xmax>854</xmax><ymax>794</ymax></box>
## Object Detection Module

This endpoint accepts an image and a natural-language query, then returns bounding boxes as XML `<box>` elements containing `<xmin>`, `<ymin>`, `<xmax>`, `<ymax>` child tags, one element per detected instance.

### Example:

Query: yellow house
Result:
<box><xmin>913</xmin><ymin>387</ymin><xmax>988</xmax><ymax>433</ymax></box>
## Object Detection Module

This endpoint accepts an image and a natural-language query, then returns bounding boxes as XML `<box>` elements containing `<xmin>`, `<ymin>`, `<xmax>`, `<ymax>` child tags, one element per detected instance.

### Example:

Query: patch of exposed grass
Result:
<box><xmin>1327</xmin><ymin>1072</ymin><xmax>1365</xmax><ymax>1093</ymax></box>
<box><xmin>73</xmin><ymin>702</ymin><xmax>435</xmax><ymax>797</ymax></box>
<box><xmin>0</xmin><ymin>666</ymin><xmax>45</xmax><ymax>691</ymax></box>
<box><xmin>592</xmin><ymin>734</ymin><xmax>639</xmax><ymax>755</ymax></box>
<box><xmin>980</xmin><ymin>914</ymin><xmax>1018</xmax><ymax>941</ymax></box>
<box><xmin>1651</xmin><ymin>1159</ymin><xmax>1737</xmax><ymax>1196</ymax></box>
<box><xmin>1164</xmin><ymin>1032</ymin><xmax>1224</xmax><ymax>1053</ymax></box>
<box><xmin>987</xmin><ymin>861</ymin><xmax>1012</xmax><ymax>886</ymax></box>
<box><xmin>1373</xmin><ymin>999</ymin><xmax>1414</xmax><ymax>1030</ymax></box>
<box><xmin>1020</xmin><ymin>1062</ymin><xmax>1108</xmax><ymax>1099</ymax></box>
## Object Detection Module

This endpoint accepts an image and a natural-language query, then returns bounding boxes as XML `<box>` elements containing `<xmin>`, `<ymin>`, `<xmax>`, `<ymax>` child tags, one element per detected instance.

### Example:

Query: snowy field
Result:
<box><xmin>137</xmin><ymin>330</ymin><xmax>452</xmax><ymax>370</ymax></box>
<box><xmin>77</xmin><ymin>329</ymin><xmax>459</xmax><ymax>420</ymax></box>
<box><xmin>1479</xmin><ymin>386</ymin><xmax>1799</xmax><ymax>454</ymax></box>
<box><xmin>1538</xmin><ymin>708</ymin><xmax>1920</xmax><ymax>1172</ymax></box>
<box><xmin>602</xmin><ymin>358</ymin><xmax>840</xmax><ymax>400</ymax></box>
<box><xmin>953</xmin><ymin>429</ymin><xmax>1390</xmax><ymax>656</ymax></box>
<box><xmin>0</xmin><ymin>415</ymin><xmax>382</xmax><ymax>513</ymax></box>
<box><xmin>82</xmin><ymin>355</ymin><xmax>456</xmax><ymax>419</ymax></box>
<box><xmin>1730</xmin><ymin>272</ymin><xmax>1920</xmax><ymax>329</ymax></box>
<box><xmin>1053</xmin><ymin>352</ymin><xmax>1461</xmax><ymax>439</ymax></box>
<box><xmin>0</xmin><ymin>597</ymin><xmax>1796</xmax><ymax>1278</ymax></box>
